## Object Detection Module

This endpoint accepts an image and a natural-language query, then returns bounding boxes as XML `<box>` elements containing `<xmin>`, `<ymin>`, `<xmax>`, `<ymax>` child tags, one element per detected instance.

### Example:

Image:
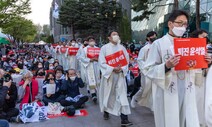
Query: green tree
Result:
<box><xmin>58</xmin><ymin>0</ymin><xmax>122</xmax><ymax>39</ymax></box>
<box><xmin>2</xmin><ymin>16</ymin><xmax>36</xmax><ymax>43</ymax></box>
<box><xmin>0</xmin><ymin>0</ymin><xmax>31</xmax><ymax>27</ymax></box>
<box><xmin>119</xmin><ymin>11</ymin><xmax>131</xmax><ymax>42</ymax></box>
<box><xmin>42</xmin><ymin>25</ymin><xmax>50</xmax><ymax>36</ymax></box>
<box><xmin>131</xmin><ymin>0</ymin><xmax>155</xmax><ymax>21</ymax></box>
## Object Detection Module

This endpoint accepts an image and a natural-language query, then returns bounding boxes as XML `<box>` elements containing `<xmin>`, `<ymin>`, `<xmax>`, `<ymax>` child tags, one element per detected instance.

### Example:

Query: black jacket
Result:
<box><xmin>3</xmin><ymin>83</ymin><xmax>17</xmax><ymax>110</ymax></box>
<box><xmin>0</xmin><ymin>86</ymin><xmax>9</xmax><ymax>111</ymax></box>
<box><xmin>61</xmin><ymin>78</ymin><xmax>84</xmax><ymax>98</ymax></box>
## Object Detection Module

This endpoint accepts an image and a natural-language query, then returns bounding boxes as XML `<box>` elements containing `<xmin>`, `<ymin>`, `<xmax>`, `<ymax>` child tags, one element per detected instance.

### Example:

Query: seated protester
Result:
<box><xmin>53</xmin><ymin>61</ymin><xmax>59</xmax><ymax>69</ymax></box>
<box><xmin>0</xmin><ymin>69</ymin><xmax>19</xmax><ymax>122</ymax></box>
<box><xmin>60</xmin><ymin>69</ymin><xmax>88</xmax><ymax>109</ymax></box>
<box><xmin>42</xmin><ymin>72</ymin><xmax>65</xmax><ymax>105</ymax></box>
<box><xmin>48</xmin><ymin>63</ymin><xmax>54</xmax><ymax>70</ymax></box>
<box><xmin>18</xmin><ymin>70</ymin><xmax>43</xmax><ymax>109</ymax></box>
<box><xmin>34</xmin><ymin>68</ymin><xmax>46</xmax><ymax>102</ymax></box>
<box><xmin>36</xmin><ymin>62</ymin><xmax>44</xmax><ymax>70</ymax></box>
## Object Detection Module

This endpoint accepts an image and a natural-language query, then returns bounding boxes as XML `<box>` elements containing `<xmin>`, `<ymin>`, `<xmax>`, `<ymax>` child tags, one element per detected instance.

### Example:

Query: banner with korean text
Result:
<box><xmin>87</xmin><ymin>47</ymin><xmax>100</xmax><ymax>59</ymax></box>
<box><xmin>60</xmin><ymin>47</ymin><xmax>67</xmax><ymax>54</ymax></box>
<box><xmin>174</xmin><ymin>38</ymin><xmax>208</xmax><ymax>70</ymax></box>
<box><xmin>105</xmin><ymin>50</ymin><xmax>128</xmax><ymax>67</ymax></box>
<box><xmin>68</xmin><ymin>47</ymin><xmax>79</xmax><ymax>56</ymax></box>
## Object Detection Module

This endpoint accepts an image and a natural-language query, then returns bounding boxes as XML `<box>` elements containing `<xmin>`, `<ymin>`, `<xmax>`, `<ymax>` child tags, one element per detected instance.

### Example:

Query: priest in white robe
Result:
<box><xmin>205</xmin><ymin>66</ymin><xmax>212</xmax><ymax>127</ymax></box>
<box><xmin>54</xmin><ymin>42</ymin><xmax>62</xmax><ymax>64</ymax></box>
<box><xmin>65</xmin><ymin>39</ymin><xmax>79</xmax><ymax>70</ymax></box>
<box><xmin>79</xmin><ymin>37</ymin><xmax>100</xmax><ymax>103</ymax></box>
<box><xmin>76</xmin><ymin>40</ymin><xmax>88</xmax><ymax>83</ymax></box>
<box><xmin>99</xmin><ymin>31</ymin><xmax>132</xmax><ymax>126</ymax></box>
<box><xmin>143</xmin><ymin>10</ymin><xmax>211</xmax><ymax>127</ymax></box>
<box><xmin>59</xmin><ymin>42</ymin><xmax>69</xmax><ymax>70</ymax></box>
<box><xmin>131</xmin><ymin>31</ymin><xmax>157</xmax><ymax>110</ymax></box>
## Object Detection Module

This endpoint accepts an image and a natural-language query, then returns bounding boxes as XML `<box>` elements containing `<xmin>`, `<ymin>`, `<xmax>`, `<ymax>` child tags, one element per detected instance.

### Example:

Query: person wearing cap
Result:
<box><xmin>98</xmin><ymin>30</ymin><xmax>132</xmax><ymax>126</ymax></box>
<box><xmin>131</xmin><ymin>31</ymin><xmax>157</xmax><ymax>109</ymax></box>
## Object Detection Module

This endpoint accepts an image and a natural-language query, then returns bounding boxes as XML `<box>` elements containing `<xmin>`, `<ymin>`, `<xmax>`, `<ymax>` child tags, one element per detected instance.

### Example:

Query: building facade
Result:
<box><xmin>132</xmin><ymin>0</ymin><xmax>212</xmax><ymax>42</ymax></box>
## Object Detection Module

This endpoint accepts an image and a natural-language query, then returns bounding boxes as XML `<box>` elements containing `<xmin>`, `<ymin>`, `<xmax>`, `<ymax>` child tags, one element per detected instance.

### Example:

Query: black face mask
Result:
<box><xmin>149</xmin><ymin>38</ymin><xmax>157</xmax><ymax>43</ymax></box>
<box><xmin>84</xmin><ymin>44</ymin><xmax>88</xmax><ymax>47</ymax></box>
<box><xmin>38</xmin><ymin>72</ymin><xmax>45</xmax><ymax>76</ymax></box>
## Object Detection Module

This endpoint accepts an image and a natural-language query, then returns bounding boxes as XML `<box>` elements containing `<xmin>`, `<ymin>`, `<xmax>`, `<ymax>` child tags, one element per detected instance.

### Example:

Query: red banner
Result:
<box><xmin>68</xmin><ymin>47</ymin><xmax>79</xmax><ymax>56</ymax></box>
<box><xmin>52</xmin><ymin>44</ymin><xmax>58</xmax><ymax>49</ymax></box>
<box><xmin>60</xmin><ymin>47</ymin><xmax>67</xmax><ymax>53</ymax></box>
<box><xmin>174</xmin><ymin>38</ymin><xmax>208</xmax><ymax>70</ymax></box>
<box><xmin>105</xmin><ymin>50</ymin><xmax>128</xmax><ymax>67</ymax></box>
<box><xmin>87</xmin><ymin>47</ymin><xmax>100</xmax><ymax>59</ymax></box>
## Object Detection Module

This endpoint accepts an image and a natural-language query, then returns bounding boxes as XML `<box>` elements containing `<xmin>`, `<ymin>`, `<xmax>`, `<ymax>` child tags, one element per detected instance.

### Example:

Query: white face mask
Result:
<box><xmin>71</xmin><ymin>43</ymin><xmax>75</xmax><ymax>46</ymax></box>
<box><xmin>69</xmin><ymin>76</ymin><xmax>76</xmax><ymax>81</ymax></box>
<box><xmin>38</xmin><ymin>65</ymin><xmax>43</xmax><ymax>68</ymax></box>
<box><xmin>49</xmin><ymin>66</ymin><xmax>54</xmax><ymax>70</ymax></box>
<box><xmin>89</xmin><ymin>41</ymin><xmax>95</xmax><ymax>46</ymax></box>
<box><xmin>112</xmin><ymin>35</ymin><xmax>120</xmax><ymax>43</ymax></box>
<box><xmin>172</xmin><ymin>26</ymin><xmax>186</xmax><ymax>37</ymax></box>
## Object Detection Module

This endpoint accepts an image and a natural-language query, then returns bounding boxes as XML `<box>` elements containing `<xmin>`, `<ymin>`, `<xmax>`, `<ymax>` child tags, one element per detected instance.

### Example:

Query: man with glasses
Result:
<box><xmin>143</xmin><ymin>10</ymin><xmax>212</xmax><ymax>127</ymax></box>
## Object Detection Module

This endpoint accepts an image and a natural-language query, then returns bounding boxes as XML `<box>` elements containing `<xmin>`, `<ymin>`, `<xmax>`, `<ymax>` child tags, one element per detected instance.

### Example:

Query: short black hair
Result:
<box><xmin>71</xmin><ymin>39</ymin><xmax>76</xmax><ymax>42</ymax></box>
<box><xmin>146</xmin><ymin>31</ymin><xmax>157</xmax><ymax>38</ymax></box>
<box><xmin>87</xmin><ymin>36</ymin><xmax>95</xmax><ymax>41</ymax></box>
<box><xmin>168</xmin><ymin>10</ymin><xmax>189</xmax><ymax>22</ymax></box>
<box><xmin>190</xmin><ymin>29</ymin><xmax>208</xmax><ymax>38</ymax></box>
<box><xmin>108</xmin><ymin>30</ymin><xmax>118</xmax><ymax>37</ymax></box>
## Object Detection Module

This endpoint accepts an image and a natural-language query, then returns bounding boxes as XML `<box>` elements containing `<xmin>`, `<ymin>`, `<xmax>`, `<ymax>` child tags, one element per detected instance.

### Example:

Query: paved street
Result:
<box><xmin>10</xmin><ymin>96</ymin><xmax>155</xmax><ymax>127</ymax></box>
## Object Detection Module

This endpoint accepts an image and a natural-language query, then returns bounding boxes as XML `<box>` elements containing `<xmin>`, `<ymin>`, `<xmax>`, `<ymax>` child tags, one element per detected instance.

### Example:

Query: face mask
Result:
<box><xmin>89</xmin><ymin>41</ymin><xmax>95</xmax><ymax>46</ymax></box>
<box><xmin>69</xmin><ymin>76</ymin><xmax>76</xmax><ymax>81</ymax></box>
<box><xmin>38</xmin><ymin>72</ymin><xmax>45</xmax><ymax>76</ymax></box>
<box><xmin>71</xmin><ymin>43</ymin><xmax>75</xmax><ymax>46</ymax></box>
<box><xmin>38</xmin><ymin>65</ymin><xmax>43</xmax><ymax>68</ymax></box>
<box><xmin>172</xmin><ymin>26</ymin><xmax>186</xmax><ymax>37</ymax></box>
<box><xmin>49</xmin><ymin>66</ymin><xmax>54</xmax><ymax>70</ymax></box>
<box><xmin>149</xmin><ymin>38</ymin><xmax>157</xmax><ymax>43</ymax></box>
<box><xmin>112</xmin><ymin>35</ymin><xmax>120</xmax><ymax>43</ymax></box>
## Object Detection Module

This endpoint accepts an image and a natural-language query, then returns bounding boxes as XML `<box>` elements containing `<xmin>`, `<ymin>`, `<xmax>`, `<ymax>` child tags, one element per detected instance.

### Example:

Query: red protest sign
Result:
<box><xmin>60</xmin><ymin>47</ymin><xmax>67</xmax><ymax>53</ymax></box>
<box><xmin>105</xmin><ymin>50</ymin><xmax>128</xmax><ymax>67</ymax></box>
<box><xmin>174</xmin><ymin>38</ymin><xmax>208</xmax><ymax>70</ymax></box>
<box><xmin>68</xmin><ymin>47</ymin><xmax>79</xmax><ymax>56</ymax></box>
<box><xmin>130</xmin><ymin>67</ymin><xmax>139</xmax><ymax>77</ymax></box>
<box><xmin>87</xmin><ymin>47</ymin><xmax>100</xmax><ymax>59</ymax></box>
<box><xmin>52</xmin><ymin>44</ymin><xmax>58</xmax><ymax>49</ymax></box>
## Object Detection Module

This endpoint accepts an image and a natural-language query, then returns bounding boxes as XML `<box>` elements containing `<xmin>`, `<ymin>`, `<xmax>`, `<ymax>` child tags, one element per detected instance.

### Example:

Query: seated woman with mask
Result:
<box><xmin>42</xmin><ymin>72</ymin><xmax>65</xmax><ymax>105</ymax></box>
<box><xmin>18</xmin><ymin>70</ymin><xmax>43</xmax><ymax>109</ymax></box>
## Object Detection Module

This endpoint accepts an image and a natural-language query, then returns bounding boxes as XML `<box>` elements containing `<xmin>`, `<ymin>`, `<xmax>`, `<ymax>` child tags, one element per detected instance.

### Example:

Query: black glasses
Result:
<box><xmin>173</xmin><ymin>21</ymin><xmax>188</xmax><ymax>27</ymax></box>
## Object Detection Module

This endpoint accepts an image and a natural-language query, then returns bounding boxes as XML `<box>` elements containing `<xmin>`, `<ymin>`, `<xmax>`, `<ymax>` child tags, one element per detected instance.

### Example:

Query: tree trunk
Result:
<box><xmin>196</xmin><ymin>0</ymin><xmax>200</xmax><ymax>30</ymax></box>
<box><xmin>174</xmin><ymin>0</ymin><xmax>179</xmax><ymax>10</ymax></box>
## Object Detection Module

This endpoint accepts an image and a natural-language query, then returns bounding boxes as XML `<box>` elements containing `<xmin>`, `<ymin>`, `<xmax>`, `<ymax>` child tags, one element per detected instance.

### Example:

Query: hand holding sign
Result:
<box><xmin>165</xmin><ymin>54</ymin><xmax>181</xmax><ymax>69</ymax></box>
<box><xmin>174</xmin><ymin>38</ymin><xmax>208</xmax><ymax>70</ymax></box>
<box><xmin>205</xmin><ymin>54</ymin><xmax>212</xmax><ymax>64</ymax></box>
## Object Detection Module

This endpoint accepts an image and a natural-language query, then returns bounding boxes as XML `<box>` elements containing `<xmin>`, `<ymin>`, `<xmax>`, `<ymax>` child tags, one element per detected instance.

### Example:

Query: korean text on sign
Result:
<box><xmin>174</xmin><ymin>38</ymin><xmax>208</xmax><ymax>70</ymax></box>
<box><xmin>68</xmin><ymin>47</ymin><xmax>79</xmax><ymax>56</ymax></box>
<box><xmin>105</xmin><ymin>50</ymin><xmax>128</xmax><ymax>67</ymax></box>
<box><xmin>87</xmin><ymin>47</ymin><xmax>100</xmax><ymax>59</ymax></box>
<box><xmin>60</xmin><ymin>47</ymin><xmax>67</xmax><ymax>53</ymax></box>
